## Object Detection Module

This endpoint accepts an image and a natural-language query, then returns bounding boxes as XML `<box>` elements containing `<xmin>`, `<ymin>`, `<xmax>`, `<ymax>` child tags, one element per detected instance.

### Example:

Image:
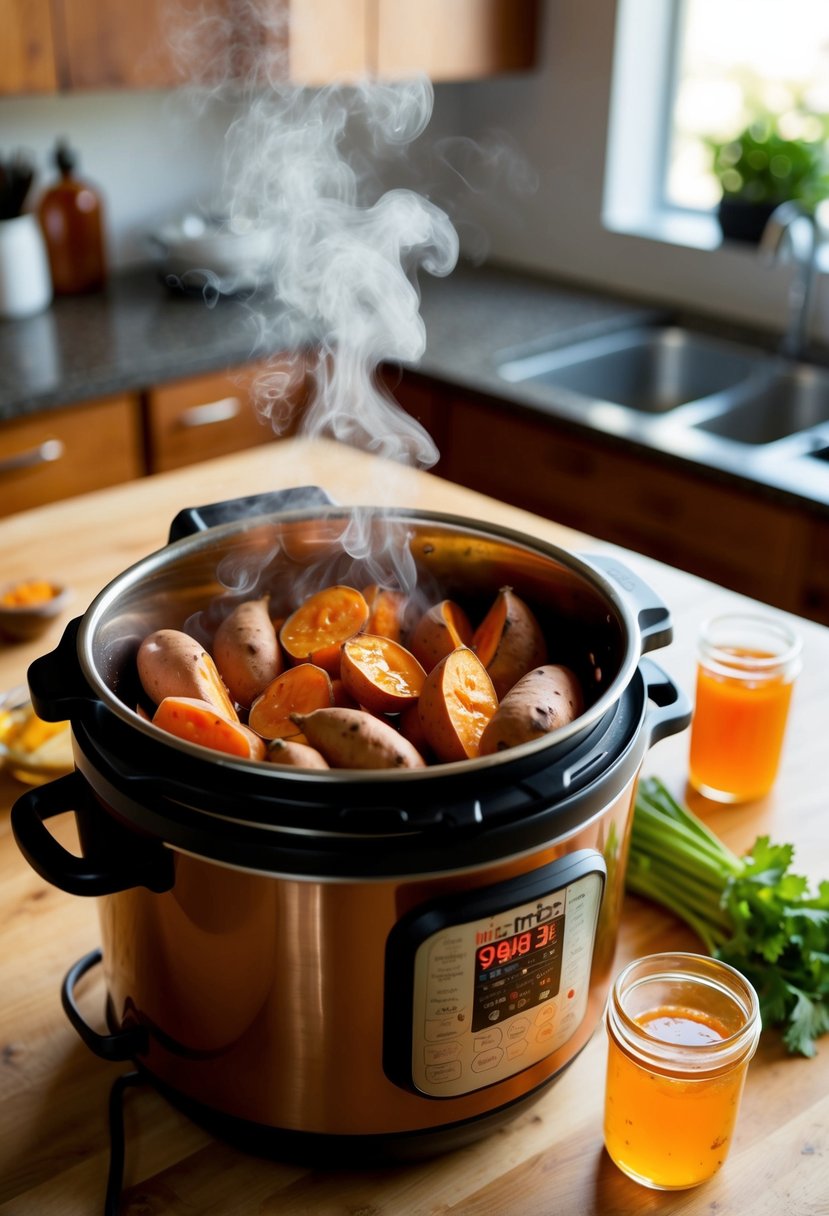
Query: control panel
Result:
<box><xmin>384</xmin><ymin>851</ymin><xmax>605</xmax><ymax>1099</ymax></box>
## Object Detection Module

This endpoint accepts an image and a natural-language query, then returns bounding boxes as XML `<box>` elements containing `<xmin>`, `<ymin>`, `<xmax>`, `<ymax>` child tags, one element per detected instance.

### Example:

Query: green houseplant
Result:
<box><xmin>711</xmin><ymin>117</ymin><xmax>829</xmax><ymax>243</ymax></box>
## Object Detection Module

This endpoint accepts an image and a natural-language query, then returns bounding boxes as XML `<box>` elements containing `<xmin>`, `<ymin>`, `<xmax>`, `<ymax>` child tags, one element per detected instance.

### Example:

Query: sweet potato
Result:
<box><xmin>409</xmin><ymin>599</ymin><xmax>473</xmax><ymax>672</ymax></box>
<box><xmin>363</xmin><ymin>584</ymin><xmax>408</xmax><ymax>643</ymax></box>
<box><xmin>153</xmin><ymin>696</ymin><xmax>265</xmax><ymax>760</ymax></box>
<box><xmin>248</xmin><ymin>663</ymin><xmax>333</xmax><ymax>740</ymax></box>
<box><xmin>340</xmin><ymin>634</ymin><xmax>426</xmax><ymax>715</ymax></box>
<box><xmin>212</xmin><ymin>596</ymin><xmax>282</xmax><ymax>708</ymax></box>
<box><xmin>292</xmin><ymin>707</ymin><xmax>426</xmax><ymax>770</ymax></box>
<box><xmin>478</xmin><ymin>665</ymin><xmax>584</xmax><ymax>756</ymax></box>
<box><xmin>279</xmin><ymin>585</ymin><xmax>369</xmax><ymax>677</ymax></box>
<box><xmin>472</xmin><ymin>587</ymin><xmax>548</xmax><ymax>700</ymax></box>
<box><xmin>137</xmin><ymin>629</ymin><xmax>238</xmax><ymax>720</ymax></box>
<box><xmin>265</xmin><ymin>737</ymin><xmax>330</xmax><ymax>769</ymax></box>
<box><xmin>417</xmin><ymin>646</ymin><xmax>498</xmax><ymax>763</ymax></box>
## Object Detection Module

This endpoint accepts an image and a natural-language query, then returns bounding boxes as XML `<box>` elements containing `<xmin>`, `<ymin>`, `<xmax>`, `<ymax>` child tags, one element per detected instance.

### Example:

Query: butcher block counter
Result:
<box><xmin>0</xmin><ymin>438</ymin><xmax>826</xmax><ymax>1216</ymax></box>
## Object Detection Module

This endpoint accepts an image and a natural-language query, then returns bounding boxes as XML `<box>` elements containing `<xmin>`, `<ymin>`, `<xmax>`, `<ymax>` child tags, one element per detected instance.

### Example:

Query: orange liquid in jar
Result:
<box><xmin>689</xmin><ymin>648</ymin><xmax>793</xmax><ymax>802</ymax></box>
<box><xmin>604</xmin><ymin>1005</ymin><xmax>748</xmax><ymax>1189</ymax></box>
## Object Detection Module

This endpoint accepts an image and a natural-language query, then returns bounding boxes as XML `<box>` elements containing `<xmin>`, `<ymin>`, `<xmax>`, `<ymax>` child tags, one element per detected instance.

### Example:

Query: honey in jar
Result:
<box><xmin>604</xmin><ymin>953</ymin><xmax>760</xmax><ymax>1190</ymax></box>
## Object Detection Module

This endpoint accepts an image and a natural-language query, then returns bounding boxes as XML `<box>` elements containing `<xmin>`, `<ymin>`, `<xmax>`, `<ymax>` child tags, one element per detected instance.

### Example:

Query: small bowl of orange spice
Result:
<box><xmin>0</xmin><ymin>578</ymin><xmax>70</xmax><ymax>642</ymax></box>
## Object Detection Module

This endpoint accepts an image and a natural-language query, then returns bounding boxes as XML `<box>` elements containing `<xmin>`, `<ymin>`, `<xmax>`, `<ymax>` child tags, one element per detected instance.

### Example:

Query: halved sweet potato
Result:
<box><xmin>212</xmin><ymin>596</ymin><xmax>282</xmax><ymax>708</ymax></box>
<box><xmin>292</xmin><ymin>707</ymin><xmax>426</xmax><ymax>770</ymax></box>
<box><xmin>363</xmin><ymin>584</ymin><xmax>408</xmax><ymax>643</ymax></box>
<box><xmin>248</xmin><ymin>663</ymin><xmax>334</xmax><ymax>740</ymax></box>
<box><xmin>409</xmin><ymin>599</ymin><xmax>473</xmax><ymax>672</ymax></box>
<box><xmin>478</xmin><ymin>664</ymin><xmax>584</xmax><ymax>755</ymax></box>
<box><xmin>340</xmin><ymin>634</ymin><xmax>427</xmax><ymax>715</ymax></box>
<box><xmin>417</xmin><ymin>646</ymin><xmax>498</xmax><ymax>763</ymax></box>
<box><xmin>472</xmin><ymin>587</ymin><xmax>548</xmax><ymax>700</ymax></box>
<box><xmin>137</xmin><ymin>629</ymin><xmax>238</xmax><ymax>721</ymax></box>
<box><xmin>153</xmin><ymin>697</ymin><xmax>265</xmax><ymax>760</ymax></box>
<box><xmin>279</xmin><ymin>585</ymin><xmax>369</xmax><ymax>677</ymax></box>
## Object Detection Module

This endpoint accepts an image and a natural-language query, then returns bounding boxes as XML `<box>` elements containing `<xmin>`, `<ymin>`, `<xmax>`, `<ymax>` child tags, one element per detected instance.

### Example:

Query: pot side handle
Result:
<box><xmin>11</xmin><ymin>771</ymin><xmax>174</xmax><ymax>897</ymax></box>
<box><xmin>167</xmin><ymin>485</ymin><xmax>336</xmax><ymax>542</ymax></box>
<box><xmin>640</xmin><ymin>657</ymin><xmax>692</xmax><ymax>746</ymax></box>
<box><xmin>581</xmin><ymin>553</ymin><xmax>673</xmax><ymax>653</ymax></box>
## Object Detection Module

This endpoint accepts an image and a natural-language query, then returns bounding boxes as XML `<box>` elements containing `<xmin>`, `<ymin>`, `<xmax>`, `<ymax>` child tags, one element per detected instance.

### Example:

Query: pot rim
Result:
<box><xmin>75</xmin><ymin>504</ymin><xmax>649</xmax><ymax>783</ymax></box>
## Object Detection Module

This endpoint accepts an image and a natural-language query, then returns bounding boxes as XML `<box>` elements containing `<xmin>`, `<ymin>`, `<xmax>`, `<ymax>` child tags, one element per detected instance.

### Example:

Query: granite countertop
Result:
<box><xmin>2</xmin><ymin>260</ymin><xmax>828</xmax><ymax>514</ymax></box>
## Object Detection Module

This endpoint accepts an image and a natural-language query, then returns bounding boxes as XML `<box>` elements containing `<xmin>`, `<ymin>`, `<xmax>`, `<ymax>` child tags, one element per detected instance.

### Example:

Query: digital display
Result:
<box><xmin>472</xmin><ymin>915</ymin><xmax>564</xmax><ymax>1031</ymax></box>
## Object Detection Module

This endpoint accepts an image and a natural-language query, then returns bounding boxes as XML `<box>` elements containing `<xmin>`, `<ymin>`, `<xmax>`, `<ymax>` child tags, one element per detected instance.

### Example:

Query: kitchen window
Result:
<box><xmin>603</xmin><ymin>0</ymin><xmax>829</xmax><ymax>253</ymax></box>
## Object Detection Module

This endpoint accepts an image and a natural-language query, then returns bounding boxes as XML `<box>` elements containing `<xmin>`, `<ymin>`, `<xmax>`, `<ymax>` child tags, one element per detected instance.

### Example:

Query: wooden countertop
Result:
<box><xmin>0</xmin><ymin>439</ymin><xmax>826</xmax><ymax>1216</ymax></box>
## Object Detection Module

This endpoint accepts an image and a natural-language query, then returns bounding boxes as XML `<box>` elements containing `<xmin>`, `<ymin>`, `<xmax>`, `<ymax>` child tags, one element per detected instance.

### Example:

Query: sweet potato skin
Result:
<box><xmin>137</xmin><ymin>628</ymin><xmax>237</xmax><ymax>720</ymax></box>
<box><xmin>473</xmin><ymin>587</ymin><xmax>548</xmax><ymax>701</ymax></box>
<box><xmin>292</xmin><ymin>707</ymin><xmax>426</xmax><ymax>770</ymax></box>
<box><xmin>212</xmin><ymin>596</ymin><xmax>282</xmax><ymax>708</ymax></box>
<box><xmin>478</xmin><ymin>664</ymin><xmax>584</xmax><ymax>755</ymax></box>
<box><xmin>265</xmin><ymin>738</ymin><xmax>330</xmax><ymax>769</ymax></box>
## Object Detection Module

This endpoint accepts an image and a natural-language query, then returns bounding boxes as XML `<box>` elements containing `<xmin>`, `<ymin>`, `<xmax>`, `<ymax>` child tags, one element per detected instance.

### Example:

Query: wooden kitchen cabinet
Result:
<box><xmin>433</xmin><ymin>382</ymin><xmax>811</xmax><ymax>615</ymax></box>
<box><xmin>0</xmin><ymin>0</ymin><xmax>58</xmax><ymax>94</ymax></box>
<box><xmin>0</xmin><ymin>0</ymin><xmax>537</xmax><ymax>94</ymax></box>
<box><xmin>144</xmin><ymin>359</ymin><xmax>306</xmax><ymax>473</ymax></box>
<box><xmin>0</xmin><ymin>394</ymin><xmax>143</xmax><ymax>516</ymax></box>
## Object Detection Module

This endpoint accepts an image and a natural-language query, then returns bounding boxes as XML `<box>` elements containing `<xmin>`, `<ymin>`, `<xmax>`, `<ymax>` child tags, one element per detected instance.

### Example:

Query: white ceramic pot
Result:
<box><xmin>0</xmin><ymin>214</ymin><xmax>53</xmax><ymax>319</ymax></box>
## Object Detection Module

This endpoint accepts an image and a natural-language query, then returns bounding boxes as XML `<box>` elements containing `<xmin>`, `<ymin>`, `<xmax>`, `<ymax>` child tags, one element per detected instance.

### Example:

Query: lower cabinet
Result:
<box><xmin>0</xmin><ymin>394</ymin><xmax>143</xmax><ymax>517</ymax></box>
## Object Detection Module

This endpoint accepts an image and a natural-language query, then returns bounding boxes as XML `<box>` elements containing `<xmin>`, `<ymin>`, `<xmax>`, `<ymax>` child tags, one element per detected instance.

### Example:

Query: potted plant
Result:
<box><xmin>711</xmin><ymin>117</ymin><xmax>829</xmax><ymax>244</ymax></box>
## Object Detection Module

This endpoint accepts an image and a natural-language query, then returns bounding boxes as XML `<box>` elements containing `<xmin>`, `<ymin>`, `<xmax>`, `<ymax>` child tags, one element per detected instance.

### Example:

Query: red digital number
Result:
<box><xmin>478</xmin><ymin>945</ymin><xmax>496</xmax><ymax>970</ymax></box>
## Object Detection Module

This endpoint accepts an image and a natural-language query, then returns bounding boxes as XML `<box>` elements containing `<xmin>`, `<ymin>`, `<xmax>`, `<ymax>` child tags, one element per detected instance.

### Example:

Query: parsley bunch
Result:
<box><xmin>627</xmin><ymin>777</ymin><xmax>829</xmax><ymax>1057</ymax></box>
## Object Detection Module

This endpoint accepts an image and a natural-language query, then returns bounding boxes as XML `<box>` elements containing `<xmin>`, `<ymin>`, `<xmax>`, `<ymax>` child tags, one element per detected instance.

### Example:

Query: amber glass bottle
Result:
<box><xmin>38</xmin><ymin>141</ymin><xmax>107</xmax><ymax>294</ymax></box>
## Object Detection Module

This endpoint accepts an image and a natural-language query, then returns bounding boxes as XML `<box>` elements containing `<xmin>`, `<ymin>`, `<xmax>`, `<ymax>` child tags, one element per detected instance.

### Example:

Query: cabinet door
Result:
<box><xmin>0</xmin><ymin>396</ymin><xmax>142</xmax><ymax>517</ymax></box>
<box><xmin>54</xmin><ymin>0</ymin><xmax>180</xmax><ymax>89</ymax></box>
<box><xmin>375</xmin><ymin>0</ymin><xmax>538</xmax><ymax>80</ymax></box>
<box><xmin>0</xmin><ymin>0</ymin><xmax>58</xmax><ymax>94</ymax></box>
<box><xmin>145</xmin><ymin>360</ymin><xmax>305</xmax><ymax>473</ymax></box>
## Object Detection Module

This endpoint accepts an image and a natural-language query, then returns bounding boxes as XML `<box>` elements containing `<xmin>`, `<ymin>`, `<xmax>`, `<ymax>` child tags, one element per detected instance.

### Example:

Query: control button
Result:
<box><xmin>425</xmin><ymin>1060</ymin><xmax>462</xmax><ymax>1085</ymax></box>
<box><xmin>487</xmin><ymin>1010</ymin><xmax>501</xmax><ymax>1023</ymax></box>
<box><xmin>535</xmin><ymin>1022</ymin><xmax>556</xmax><ymax>1044</ymax></box>
<box><xmin>424</xmin><ymin>1041</ymin><xmax>462</xmax><ymax>1065</ymax></box>
<box><xmin>424</xmin><ymin>1014</ymin><xmax>466</xmax><ymax>1042</ymax></box>
<box><xmin>506</xmin><ymin>1017</ymin><xmax>530</xmax><ymax>1040</ymax></box>
<box><xmin>473</xmin><ymin>1027</ymin><xmax>502</xmax><ymax>1052</ymax></box>
<box><xmin>506</xmin><ymin>1039</ymin><xmax>528</xmax><ymax>1060</ymax></box>
<box><xmin>471</xmin><ymin>1047</ymin><xmax>504</xmax><ymax>1073</ymax></box>
<box><xmin>535</xmin><ymin>1001</ymin><xmax>559</xmax><ymax>1026</ymax></box>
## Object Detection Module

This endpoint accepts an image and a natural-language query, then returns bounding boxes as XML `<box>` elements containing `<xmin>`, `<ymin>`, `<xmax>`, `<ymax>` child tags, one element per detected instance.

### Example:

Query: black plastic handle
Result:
<box><xmin>27</xmin><ymin>616</ymin><xmax>94</xmax><ymax>724</ymax></box>
<box><xmin>167</xmin><ymin>485</ymin><xmax>336</xmax><ymax>543</ymax></box>
<box><xmin>11</xmin><ymin>771</ymin><xmax>174</xmax><ymax>897</ymax></box>
<box><xmin>62</xmin><ymin>948</ymin><xmax>148</xmax><ymax>1061</ymax></box>
<box><xmin>583</xmin><ymin>553</ymin><xmax>673</xmax><ymax>654</ymax></box>
<box><xmin>640</xmin><ymin>657</ymin><xmax>692</xmax><ymax>746</ymax></box>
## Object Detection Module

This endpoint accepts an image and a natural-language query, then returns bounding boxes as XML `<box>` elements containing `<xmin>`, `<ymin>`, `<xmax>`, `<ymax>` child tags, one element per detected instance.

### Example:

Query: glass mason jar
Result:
<box><xmin>604</xmin><ymin>952</ymin><xmax>761</xmax><ymax>1190</ymax></box>
<box><xmin>688</xmin><ymin>612</ymin><xmax>801</xmax><ymax>803</ymax></box>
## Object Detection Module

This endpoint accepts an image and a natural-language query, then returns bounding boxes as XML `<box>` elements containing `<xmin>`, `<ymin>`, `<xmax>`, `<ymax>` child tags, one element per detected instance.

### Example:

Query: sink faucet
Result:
<box><xmin>759</xmin><ymin>200</ymin><xmax>819</xmax><ymax>360</ymax></box>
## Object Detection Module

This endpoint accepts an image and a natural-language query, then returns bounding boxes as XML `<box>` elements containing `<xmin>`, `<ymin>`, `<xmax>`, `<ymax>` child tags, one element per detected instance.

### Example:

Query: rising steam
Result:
<box><xmin>170</xmin><ymin>1</ymin><xmax>460</xmax><ymax>471</ymax></box>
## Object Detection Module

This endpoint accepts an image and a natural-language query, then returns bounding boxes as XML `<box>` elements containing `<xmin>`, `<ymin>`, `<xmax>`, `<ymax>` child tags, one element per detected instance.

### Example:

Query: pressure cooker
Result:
<box><xmin>12</xmin><ymin>488</ymin><xmax>690</xmax><ymax>1161</ymax></box>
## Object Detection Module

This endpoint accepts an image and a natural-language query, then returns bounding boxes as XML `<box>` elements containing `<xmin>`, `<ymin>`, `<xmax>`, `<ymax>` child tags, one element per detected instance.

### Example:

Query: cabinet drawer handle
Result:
<box><xmin>177</xmin><ymin>397</ymin><xmax>241</xmax><ymax>428</ymax></box>
<box><xmin>0</xmin><ymin>438</ymin><xmax>65</xmax><ymax>474</ymax></box>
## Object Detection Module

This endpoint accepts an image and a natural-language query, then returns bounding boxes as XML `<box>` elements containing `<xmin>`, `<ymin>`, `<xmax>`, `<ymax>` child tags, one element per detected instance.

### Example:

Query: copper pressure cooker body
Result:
<box><xmin>12</xmin><ymin>489</ymin><xmax>691</xmax><ymax>1159</ymax></box>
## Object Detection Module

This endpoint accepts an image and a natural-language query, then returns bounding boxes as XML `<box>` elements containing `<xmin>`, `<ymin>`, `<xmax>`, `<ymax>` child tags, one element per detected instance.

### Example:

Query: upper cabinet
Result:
<box><xmin>0</xmin><ymin>0</ymin><xmax>538</xmax><ymax>95</ymax></box>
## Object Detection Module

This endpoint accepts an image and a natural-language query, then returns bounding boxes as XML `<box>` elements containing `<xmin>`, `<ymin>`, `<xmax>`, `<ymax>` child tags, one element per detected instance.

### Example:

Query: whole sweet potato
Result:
<box><xmin>478</xmin><ymin>664</ymin><xmax>584</xmax><ymax>755</ymax></box>
<box><xmin>212</xmin><ymin>596</ymin><xmax>282</xmax><ymax>708</ymax></box>
<box><xmin>291</xmin><ymin>707</ymin><xmax>426</xmax><ymax>770</ymax></box>
<box><xmin>137</xmin><ymin>628</ymin><xmax>237</xmax><ymax>720</ymax></box>
<box><xmin>265</xmin><ymin>738</ymin><xmax>330</xmax><ymax>769</ymax></box>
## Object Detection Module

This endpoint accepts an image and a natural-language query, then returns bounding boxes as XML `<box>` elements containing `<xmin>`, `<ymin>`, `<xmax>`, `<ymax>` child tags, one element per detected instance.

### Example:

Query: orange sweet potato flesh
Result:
<box><xmin>409</xmin><ymin>599</ymin><xmax>473</xmax><ymax>672</ymax></box>
<box><xmin>153</xmin><ymin>697</ymin><xmax>266</xmax><ymax>760</ymax></box>
<box><xmin>280</xmin><ymin>585</ymin><xmax>369</xmax><ymax>677</ymax></box>
<box><xmin>418</xmin><ymin>646</ymin><xmax>498</xmax><ymax>763</ymax></box>
<box><xmin>248</xmin><ymin>663</ymin><xmax>334</xmax><ymax>740</ymax></box>
<box><xmin>363</xmin><ymin>584</ymin><xmax>408</xmax><ymax>643</ymax></box>
<box><xmin>340</xmin><ymin>634</ymin><xmax>426</xmax><ymax>715</ymax></box>
<box><xmin>473</xmin><ymin>587</ymin><xmax>548</xmax><ymax>700</ymax></box>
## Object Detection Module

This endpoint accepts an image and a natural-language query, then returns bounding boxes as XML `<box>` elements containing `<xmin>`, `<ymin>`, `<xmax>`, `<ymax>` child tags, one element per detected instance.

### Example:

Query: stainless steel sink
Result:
<box><xmin>497</xmin><ymin>326</ymin><xmax>768</xmax><ymax>414</ymax></box>
<box><xmin>694</xmin><ymin>362</ymin><xmax>829</xmax><ymax>445</ymax></box>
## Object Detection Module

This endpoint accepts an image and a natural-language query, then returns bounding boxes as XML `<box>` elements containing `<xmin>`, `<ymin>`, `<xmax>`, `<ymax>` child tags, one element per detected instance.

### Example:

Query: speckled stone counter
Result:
<box><xmin>0</xmin><ymin>261</ymin><xmax>655</xmax><ymax>418</ymax></box>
